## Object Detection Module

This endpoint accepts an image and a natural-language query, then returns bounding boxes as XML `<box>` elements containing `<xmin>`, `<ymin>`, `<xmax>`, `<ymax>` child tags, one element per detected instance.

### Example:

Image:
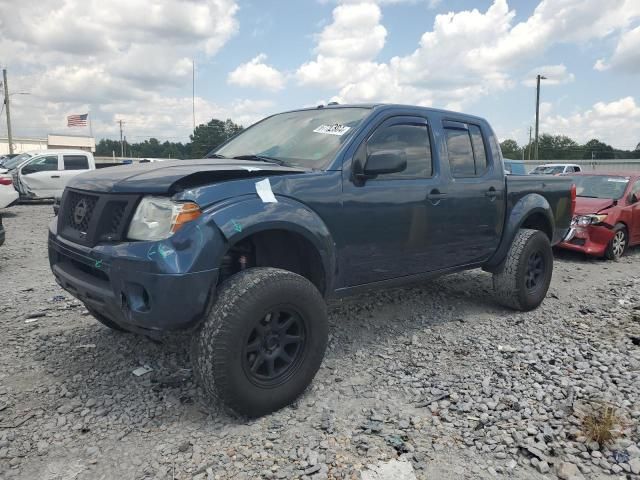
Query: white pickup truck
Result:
<box><xmin>6</xmin><ymin>150</ymin><xmax>96</xmax><ymax>200</ymax></box>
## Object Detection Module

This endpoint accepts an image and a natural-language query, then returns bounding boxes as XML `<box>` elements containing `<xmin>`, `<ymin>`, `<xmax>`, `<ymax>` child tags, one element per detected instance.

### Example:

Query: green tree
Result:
<box><xmin>537</xmin><ymin>134</ymin><xmax>581</xmax><ymax>160</ymax></box>
<box><xmin>499</xmin><ymin>139</ymin><xmax>522</xmax><ymax>159</ymax></box>
<box><xmin>190</xmin><ymin>118</ymin><xmax>243</xmax><ymax>158</ymax></box>
<box><xmin>581</xmin><ymin>139</ymin><xmax>614</xmax><ymax>160</ymax></box>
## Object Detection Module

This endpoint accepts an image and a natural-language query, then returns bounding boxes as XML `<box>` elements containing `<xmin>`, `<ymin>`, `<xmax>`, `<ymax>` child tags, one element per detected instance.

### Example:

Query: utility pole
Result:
<box><xmin>534</xmin><ymin>74</ymin><xmax>546</xmax><ymax>161</ymax></box>
<box><xmin>528</xmin><ymin>126</ymin><xmax>533</xmax><ymax>161</ymax></box>
<box><xmin>192</xmin><ymin>59</ymin><xmax>196</xmax><ymax>134</ymax></box>
<box><xmin>118</xmin><ymin>120</ymin><xmax>124</xmax><ymax>157</ymax></box>
<box><xmin>2</xmin><ymin>69</ymin><xmax>14</xmax><ymax>155</ymax></box>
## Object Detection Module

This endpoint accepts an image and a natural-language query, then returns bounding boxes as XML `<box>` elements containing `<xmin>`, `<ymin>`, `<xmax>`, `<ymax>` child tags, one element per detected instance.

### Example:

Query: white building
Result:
<box><xmin>0</xmin><ymin>134</ymin><xmax>95</xmax><ymax>155</ymax></box>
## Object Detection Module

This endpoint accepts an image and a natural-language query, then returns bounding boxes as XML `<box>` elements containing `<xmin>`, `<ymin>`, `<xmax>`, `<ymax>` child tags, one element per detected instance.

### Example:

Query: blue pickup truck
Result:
<box><xmin>49</xmin><ymin>104</ymin><xmax>574</xmax><ymax>416</ymax></box>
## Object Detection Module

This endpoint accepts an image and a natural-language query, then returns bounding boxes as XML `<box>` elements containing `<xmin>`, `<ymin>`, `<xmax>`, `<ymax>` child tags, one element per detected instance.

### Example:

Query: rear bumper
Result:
<box><xmin>0</xmin><ymin>189</ymin><xmax>19</xmax><ymax>209</ymax></box>
<box><xmin>558</xmin><ymin>224</ymin><xmax>615</xmax><ymax>257</ymax></box>
<box><xmin>48</xmin><ymin>233</ymin><xmax>219</xmax><ymax>332</ymax></box>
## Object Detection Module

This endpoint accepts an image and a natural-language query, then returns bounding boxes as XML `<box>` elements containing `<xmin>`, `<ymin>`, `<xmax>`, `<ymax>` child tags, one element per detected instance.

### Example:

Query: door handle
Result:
<box><xmin>427</xmin><ymin>189</ymin><xmax>447</xmax><ymax>205</ymax></box>
<box><xmin>51</xmin><ymin>175</ymin><xmax>61</xmax><ymax>178</ymax></box>
<box><xmin>485</xmin><ymin>188</ymin><xmax>498</xmax><ymax>200</ymax></box>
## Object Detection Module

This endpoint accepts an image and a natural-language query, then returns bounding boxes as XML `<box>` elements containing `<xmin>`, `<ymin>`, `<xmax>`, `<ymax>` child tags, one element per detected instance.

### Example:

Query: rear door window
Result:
<box><xmin>444</xmin><ymin>122</ymin><xmax>491</xmax><ymax>178</ymax></box>
<box><xmin>445</xmin><ymin>129</ymin><xmax>475</xmax><ymax>177</ymax></box>
<box><xmin>63</xmin><ymin>155</ymin><xmax>90</xmax><ymax>170</ymax></box>
<box><xmin>469</xmin><ymin>125</ymin><xmax>488</xmax><ymax>176</ymax></box>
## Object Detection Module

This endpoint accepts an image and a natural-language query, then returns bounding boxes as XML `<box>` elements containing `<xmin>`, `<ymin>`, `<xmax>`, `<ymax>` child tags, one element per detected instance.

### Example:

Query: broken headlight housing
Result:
<box><xmin>572</xmin><ymin>214</ymin><xmax>608</xmax><ymax>227</ymax></box>
<box><xmin>127</xmin><ymin>196</ymin><xmax>201</xmax><ymax>241</ymax></box>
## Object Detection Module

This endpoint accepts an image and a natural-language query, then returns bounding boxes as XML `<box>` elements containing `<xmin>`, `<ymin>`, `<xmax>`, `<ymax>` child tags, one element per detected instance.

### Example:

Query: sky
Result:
<box><xmin>1</xmin><ymin>0</ymin><xmax>639</xmax><ymax>150</ymax></box>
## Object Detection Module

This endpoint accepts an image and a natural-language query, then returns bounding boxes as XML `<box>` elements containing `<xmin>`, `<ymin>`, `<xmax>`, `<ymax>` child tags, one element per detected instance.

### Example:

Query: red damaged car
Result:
<box><xmin>559</xmin><ymin>172</ymin><xmax>640</xmax><ymax>260</ymax></box>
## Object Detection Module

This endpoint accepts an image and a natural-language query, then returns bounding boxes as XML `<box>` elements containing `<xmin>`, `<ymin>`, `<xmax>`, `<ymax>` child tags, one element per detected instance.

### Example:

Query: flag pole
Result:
<box><xmin>88</xmin><ymin>111</ymin><xmax>93</xmax><ymax>138</ymax></box>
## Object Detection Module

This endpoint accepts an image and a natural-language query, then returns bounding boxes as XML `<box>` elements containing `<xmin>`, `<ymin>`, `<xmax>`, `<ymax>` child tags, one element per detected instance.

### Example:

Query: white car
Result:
<box><xmin>0</xmin><ymin>175</ymin><xmax>19</xmax><ymax>209</ymax></box>
<box><xmin>13</xmin><ymin>150</ymin><xmax>96</xmax><ymax>199</ymax></box>
<box><xmin>530</xmin><ymin>163</ymin><xmax>582</xmax><ymax>175</ymax></box>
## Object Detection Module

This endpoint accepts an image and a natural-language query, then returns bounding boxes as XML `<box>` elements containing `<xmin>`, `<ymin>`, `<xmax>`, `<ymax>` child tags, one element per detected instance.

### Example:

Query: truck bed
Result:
<box><xmin>505</xmin><ymin>174</ymin><xmax>574</xmax><ymax>245</ymax></box>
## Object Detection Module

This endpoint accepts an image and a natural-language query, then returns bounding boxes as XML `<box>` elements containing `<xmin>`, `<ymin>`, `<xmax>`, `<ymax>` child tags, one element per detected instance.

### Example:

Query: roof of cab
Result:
<box><xmin>281</xmin><ymin>103</ymin><xmax>487</xmax><ymax>123</ymax></box>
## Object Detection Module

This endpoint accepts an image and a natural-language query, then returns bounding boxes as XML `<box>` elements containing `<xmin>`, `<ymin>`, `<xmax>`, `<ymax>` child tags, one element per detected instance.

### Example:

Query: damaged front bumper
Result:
<box><xmin>48</xmin><ymin>222</ymin><xmax>220</xmax><ymax>333</ymax></box>
<box><xmin>558</xmin><ymin>224</ymin><xmax>615</xmax><ymax>257</ymax></box>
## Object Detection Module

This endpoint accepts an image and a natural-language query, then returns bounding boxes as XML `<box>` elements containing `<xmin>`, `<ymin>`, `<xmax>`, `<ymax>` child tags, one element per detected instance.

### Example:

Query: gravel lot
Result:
<box><xmin>0</xmin><ymin>204</ymin><xmax>639</xmax><ymax>480</ymax></box>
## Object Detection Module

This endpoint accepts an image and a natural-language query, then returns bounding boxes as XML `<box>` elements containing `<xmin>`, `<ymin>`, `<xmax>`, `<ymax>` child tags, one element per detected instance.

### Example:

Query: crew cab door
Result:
<box><xmin>19</xmin><ymin>153</ymin><xmax>64</xmax><ymax>198</ymax></box>
<box><xmin>59</xmin><ymin>153</ymin><xmax>92</xmax><ymax>189</ymax></box>
<box><xmin>340</xmin><ymin>115</ymin><xmax>449</xmax><ymax>286</ymax></box>
<box><xmin>440</xmin><ymin>120</ymin><xmax>505</xmax><ymax>265</ymax></box>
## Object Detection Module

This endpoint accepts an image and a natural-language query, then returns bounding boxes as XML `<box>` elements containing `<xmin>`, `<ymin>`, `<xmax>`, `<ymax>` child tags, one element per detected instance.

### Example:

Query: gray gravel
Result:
<box><xmin>0</xmin><ymin>203</ymin><xmax>639</xmax><ymax>479</ymax></box>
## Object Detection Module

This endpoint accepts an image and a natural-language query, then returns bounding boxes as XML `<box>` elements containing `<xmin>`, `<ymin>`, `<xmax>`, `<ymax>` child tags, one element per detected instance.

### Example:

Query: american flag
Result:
<box><xmin>67</xmin><ymin>113</ymin><xmax>88</xmax><ymax>127</ymax></box>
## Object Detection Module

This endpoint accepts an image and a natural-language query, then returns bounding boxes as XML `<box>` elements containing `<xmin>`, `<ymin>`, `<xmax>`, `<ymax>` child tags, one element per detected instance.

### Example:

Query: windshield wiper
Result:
<box><xmin>207</xmin><ymin>153</ymin><xmax>227</xmax><ymax>159</ymax></box>
<box><xmin>232</xmin><ymin>154</ymin><xmax>289</xmax><ymax>166</ymax></box>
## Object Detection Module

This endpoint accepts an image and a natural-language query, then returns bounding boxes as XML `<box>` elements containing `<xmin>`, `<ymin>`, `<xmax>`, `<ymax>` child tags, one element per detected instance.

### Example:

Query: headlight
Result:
<box><xmin>572</xmin><ymin>214</ymin><xmax>608</xmax><ymax>227</ymax></box>
<box><xmin>127</xmin><ymin>196</ymin><xmax>201</xmax><ymax>241</ymax></box>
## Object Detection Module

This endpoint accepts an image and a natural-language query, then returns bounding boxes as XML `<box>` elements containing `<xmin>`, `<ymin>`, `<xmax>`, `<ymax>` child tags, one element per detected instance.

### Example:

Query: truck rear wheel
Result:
<box><xmin>492</xmin><ymin>229</ymin><xmax>553</xmax><ymax>311</ymax></box>
<box><xmin>191</xmin><ymin>267</ymin><xmax>328</xmax><ymax>417</ymax></box>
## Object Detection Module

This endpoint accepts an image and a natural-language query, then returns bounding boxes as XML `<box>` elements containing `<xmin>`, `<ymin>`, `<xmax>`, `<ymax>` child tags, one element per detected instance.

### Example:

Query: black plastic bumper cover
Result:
<box><xmin>48</xmin><ymin>235</ymin><xmax>219</xmax><ymax>332</ymax></box>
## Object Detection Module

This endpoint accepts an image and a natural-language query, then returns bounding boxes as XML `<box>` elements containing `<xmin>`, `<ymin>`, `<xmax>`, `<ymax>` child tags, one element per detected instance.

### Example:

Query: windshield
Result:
<box><xmin>532</xmin><ymin>166</ymin><xmax>564</xmax><ymax>175</ymax></box>
<box><xmin>2</xmin><ymin>152</ymin><xmax>33</xmax><ymax>170</ymax></box>
<box><xmin>212</xmin><ymin>107</ymin><xmax>371</xmax><ymax>168</ymax></box>
<box><xmin>573</xmin><ymin>175</ymin><xmax>630</xmax><ymax>199</ymax></box>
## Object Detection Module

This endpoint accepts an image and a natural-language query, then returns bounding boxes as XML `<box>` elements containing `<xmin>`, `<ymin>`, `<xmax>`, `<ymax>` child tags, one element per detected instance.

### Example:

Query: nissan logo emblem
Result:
<box><xmin>73</xmin><ymin>199</ymin><xmax>88</xmax><ymax>225</ymax></box>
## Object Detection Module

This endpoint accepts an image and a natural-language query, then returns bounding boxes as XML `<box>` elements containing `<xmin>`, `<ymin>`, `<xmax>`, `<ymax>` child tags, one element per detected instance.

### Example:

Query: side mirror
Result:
<box><xmin>630</xmin><ymin>193</ymin><xmax>639</xmax><ymax>204</ymax></box>
<box><xmin>364</xmin><ymin>150</ymin><xmax>407</xmax><ymax>176</ymax></box>
<box><xmin>21</xmin><ymin>166</ymin><xmax>36</xmax><ymax>175</ymax></box>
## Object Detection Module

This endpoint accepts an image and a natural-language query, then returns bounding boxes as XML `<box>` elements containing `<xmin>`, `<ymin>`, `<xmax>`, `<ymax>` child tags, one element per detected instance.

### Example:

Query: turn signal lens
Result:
<box><xmin>171</xmin><ymin>202</ymin><xmax>201</xmax><ymax>233</ymax></box>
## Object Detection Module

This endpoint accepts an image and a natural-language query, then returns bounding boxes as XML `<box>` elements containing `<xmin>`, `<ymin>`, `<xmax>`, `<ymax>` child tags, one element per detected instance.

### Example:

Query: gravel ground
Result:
<box><xmin>0</xmin><ymin>203</ymin><xmax>639</xmax><ymax>480</ymax></box>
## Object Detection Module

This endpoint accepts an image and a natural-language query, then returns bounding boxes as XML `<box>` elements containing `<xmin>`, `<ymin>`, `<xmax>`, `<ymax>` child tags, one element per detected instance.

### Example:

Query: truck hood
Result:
<box><xmin>574</xmin><ymin>197</ymin><xmax>616</xmax><ymax>214</ymax></box>
<box><xmin>67</xmin><ymin>159</ymin><xmax>307</xmax><ymax>194</ymax></box>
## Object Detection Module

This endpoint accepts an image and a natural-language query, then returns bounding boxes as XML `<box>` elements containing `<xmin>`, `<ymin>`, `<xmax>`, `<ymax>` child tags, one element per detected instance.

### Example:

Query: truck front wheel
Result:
<box><xmin>492</xmin><ymin>229</ymin><xmax>553</xmax><ymax>311</ymax></box>
<box><xmin>191</xmin><ymin>267</ymin><xmax>328</xmax><ymax>417</ymax></box>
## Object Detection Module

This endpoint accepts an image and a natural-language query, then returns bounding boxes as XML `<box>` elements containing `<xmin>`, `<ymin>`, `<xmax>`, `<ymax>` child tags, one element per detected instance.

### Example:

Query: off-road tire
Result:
<box><xmin>493</xmin><ymin>229</ymin><xmax>553</xmax><ymax>311</ymax></box>
<box><xmin>191</xmin><ymin>267</ymin><xmax>328</xmax><ymax>417</ymax></box>
<box><xmin>604</xmin><ymin>224</ymin><xmax>628</xmax><ymax>261</ymax></box>
<box><xmin>86</xmin><ymin>306</ymin><xmax>128</xmax><ymax>332</ymax></box>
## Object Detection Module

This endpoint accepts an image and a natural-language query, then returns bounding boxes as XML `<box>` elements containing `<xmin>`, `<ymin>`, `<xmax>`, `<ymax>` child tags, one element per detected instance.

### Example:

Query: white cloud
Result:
<box><xmin>298</xmin><ymin>0</ymin><xmax>640</xmax><ymax>109</ymax></box>
<box><xmin>4</xmin><ymin>91</ymin><xmax>274</xmax><ymax>145</ymax></box>
<box><xmin>296</xmin><ymin>3</ymin><xmax>387</xmax><ymax>87</ymax></box>
<box><xmin>594</xmin><ymin>25</ymin><xmax>640</xmax><ymax>73</ymax></box>
<box><xmin>0</xmin><ymin>0</ymin><xmax>241</xmax><ymax>141</ymax></box>
<box><xmin>541</xmin><ymin>97</ymin><xmax>640</xmax><ymax>147</ymax></box>
<box><xmin>228</xmin><ymin>54</ymin><xmax>286</xmax><ymax>91</ymax></box>
<box><xmin>522</xmin><ymin>65</ymin><xmax>575</xmax><ymax>87</ymax></box>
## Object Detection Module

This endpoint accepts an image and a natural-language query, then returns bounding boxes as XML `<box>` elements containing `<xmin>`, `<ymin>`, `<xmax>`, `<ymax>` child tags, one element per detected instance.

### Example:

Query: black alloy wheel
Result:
<box><xmin>525</xmin><ymin>251</ymin><xmax>545</xmax><ymax>292</ymax></box>
<box><xmin>242</xmin><ymin>308</ymin><xmax>306</xmax><ymax>386</ymax></box>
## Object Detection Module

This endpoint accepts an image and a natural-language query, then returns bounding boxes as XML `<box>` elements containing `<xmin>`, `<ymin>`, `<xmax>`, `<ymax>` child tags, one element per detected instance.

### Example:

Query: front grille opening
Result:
<box><xmin>66</xmin><ymin>257</ymin><xmax>109</xmax><ymax>282</ymax></box>
<box><xmin>58</xmin><ymin>190</ymin><xmax>139</xmax><ymax>246</ymax></box>
<box><xmin>570</xmin><ymin>238</ymin><xmax>586</xmax><ymax>246</ymax></box>
<box><xmin>64</xmin><ymin>191</ymin><xmax>98</xmax><ymax>232</ymax></box>
<box><xmin>99</xmin><ymin>201</ymin><xmax>128</xmax><ymax>241</ymax></box>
